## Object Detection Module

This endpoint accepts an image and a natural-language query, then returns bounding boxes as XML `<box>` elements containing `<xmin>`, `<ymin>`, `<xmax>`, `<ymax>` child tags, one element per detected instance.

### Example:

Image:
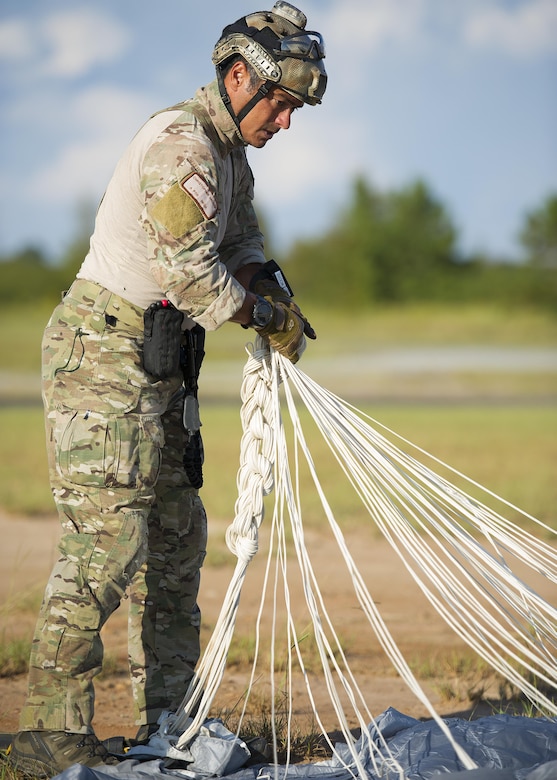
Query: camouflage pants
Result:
<box><xmin>19</xmin><ymin>280</ymin><xmax>207</xmax><ymax>734</ymax></box>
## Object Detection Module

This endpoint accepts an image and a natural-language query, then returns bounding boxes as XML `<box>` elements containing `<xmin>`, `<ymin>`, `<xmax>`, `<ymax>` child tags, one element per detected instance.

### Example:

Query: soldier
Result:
<box><xmin>10</xmin><ymin>2</ymin><xmax>326</xmax><ymax>777</ymax></box>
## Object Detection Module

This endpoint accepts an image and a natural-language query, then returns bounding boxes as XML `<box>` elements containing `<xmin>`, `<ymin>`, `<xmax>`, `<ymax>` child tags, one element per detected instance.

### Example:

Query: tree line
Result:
<box><xmin>284</xmin><ymin>178</ymin><xmax>557</xmax><ymax>310</ymax></box>
<box><xmin>1</xmin><ymin>176</ymin><xmax>556</xmax><ymax>310</ymax></box>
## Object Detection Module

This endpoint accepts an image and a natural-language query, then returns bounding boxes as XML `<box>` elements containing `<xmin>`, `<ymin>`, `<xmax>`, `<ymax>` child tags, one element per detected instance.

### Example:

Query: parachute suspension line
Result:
<box><xmin>170</xmin><ymin>341</ymin><xmax>556</xmax><ymax>772</ymax></box>
<box><xmin>273</xmin><ymin>361</ymin><xmax>477</xmax><ymax>773</ymax></box>
<box><xmin>277</xmin><ymin>356</ymin><xmax>557</xmax><ymax>716</ymax></box>
<box><xmin>269</xmin><ymin>399</ymin><xmax>398</xmax><ymax>778</ymax></box>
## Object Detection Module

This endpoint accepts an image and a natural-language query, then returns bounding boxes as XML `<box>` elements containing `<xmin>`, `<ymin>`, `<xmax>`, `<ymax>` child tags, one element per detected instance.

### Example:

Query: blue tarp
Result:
<box><xmin>53</xmin><ymin>709</ymin><xmax>557</xmax><ymax>780</ymax></box>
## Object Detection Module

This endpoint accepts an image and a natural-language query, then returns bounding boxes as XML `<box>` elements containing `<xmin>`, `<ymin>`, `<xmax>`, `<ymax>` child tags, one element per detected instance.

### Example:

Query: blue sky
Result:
<box><xmin>0</xmin><ymin>0</ymin><xmax>556</xmax><ymax>263</ymax></box>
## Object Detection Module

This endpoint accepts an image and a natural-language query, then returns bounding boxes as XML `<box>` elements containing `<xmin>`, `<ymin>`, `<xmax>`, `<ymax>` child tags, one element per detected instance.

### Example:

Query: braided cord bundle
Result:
<box><xmin>171</xmin><ymin>338</ymin><xmax>277</xmax><ymax>747</ymax></box>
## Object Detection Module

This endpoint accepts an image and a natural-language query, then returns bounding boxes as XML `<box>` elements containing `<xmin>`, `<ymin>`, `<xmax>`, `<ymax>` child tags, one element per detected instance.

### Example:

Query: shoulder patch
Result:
<box><xmin>180</xmin><ymin>173</ymin><xmax>218</xmax><ymax>220</ymax></box>
<box><xmin>150</xmin><ymin>182</ymin><xmax>204</xmax><ymax>238</ymax></box>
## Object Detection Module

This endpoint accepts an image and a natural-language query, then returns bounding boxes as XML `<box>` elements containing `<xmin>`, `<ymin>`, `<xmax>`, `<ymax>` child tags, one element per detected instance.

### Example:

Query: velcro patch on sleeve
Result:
<box><xmin>180</xmin><ymin>173</ymin><xmax>218</xmax><ymax>220</ymax></box>
<box><xmin>150</xmin><ymin>181</ymin><xmax>205</xmax><ymax>238</ymax></box>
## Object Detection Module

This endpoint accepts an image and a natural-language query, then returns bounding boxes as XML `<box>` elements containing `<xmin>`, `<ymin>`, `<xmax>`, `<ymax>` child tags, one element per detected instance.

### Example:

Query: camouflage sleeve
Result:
<box><xmin>218</xmin><ymin>148</ymin><xmax>266</xmax><ymax>273</ymax></box>
<box><xmin>139</xmin><ymin>120</ymin><xmax>258</xmax><ymax>331</ymax></box>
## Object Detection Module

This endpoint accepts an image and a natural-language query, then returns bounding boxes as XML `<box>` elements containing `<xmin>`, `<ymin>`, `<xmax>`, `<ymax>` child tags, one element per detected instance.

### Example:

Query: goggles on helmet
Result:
<box><xmin>277</xmin><ymin>31</ymin><xmax>325</xmax><ymax>60</ymax></box>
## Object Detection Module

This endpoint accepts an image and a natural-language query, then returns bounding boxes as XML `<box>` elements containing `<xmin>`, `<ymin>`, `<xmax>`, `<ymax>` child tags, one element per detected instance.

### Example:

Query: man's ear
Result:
<box><xmin>225</xmin><ymin>60</ymin><xmax>249</xmax><ymax>94</ymax></box>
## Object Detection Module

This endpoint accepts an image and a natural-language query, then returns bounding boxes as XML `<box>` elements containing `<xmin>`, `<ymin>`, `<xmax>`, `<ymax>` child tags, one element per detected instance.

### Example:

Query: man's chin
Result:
<box><xmin>250</xmin><ymin>136</ymin><xmax>271</xmax><ymax>149</ymax></box>
<box><xmin>259</xmin><ymin>130</ymin><xmax>276</xmax><ymax>146</ymax></box>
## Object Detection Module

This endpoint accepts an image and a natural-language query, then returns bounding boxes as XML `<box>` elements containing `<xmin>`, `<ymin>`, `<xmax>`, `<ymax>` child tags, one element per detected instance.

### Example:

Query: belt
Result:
<box><xmin>65</xmin><ymin>279</ymin><xmax>145</xmax><ymax>333</ymax></box>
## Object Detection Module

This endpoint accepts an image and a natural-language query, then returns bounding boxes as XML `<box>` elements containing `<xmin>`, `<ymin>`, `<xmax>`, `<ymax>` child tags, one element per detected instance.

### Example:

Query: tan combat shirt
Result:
<box><xmin>78</xmin><ymin>79</ymin><xmax>266</xmax><ymax>330</ymax></box>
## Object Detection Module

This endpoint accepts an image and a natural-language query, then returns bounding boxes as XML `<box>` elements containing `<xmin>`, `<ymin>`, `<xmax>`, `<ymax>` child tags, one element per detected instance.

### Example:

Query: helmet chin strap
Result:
<box><xmin>236</xmin><ymin>81</ymin><xmax>272</xmax><ymax>122</ymax></box>
<box><xmin>216</xmin><ymin>68</ymin><xmax>272</xmax><ymax>134</ymax></box>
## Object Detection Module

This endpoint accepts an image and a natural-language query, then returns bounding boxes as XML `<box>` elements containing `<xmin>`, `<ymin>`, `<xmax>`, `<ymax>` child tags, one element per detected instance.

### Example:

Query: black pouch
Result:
<box><xmin>143</xmin><ymin>300</ymin><xmax>184</xmax><ymax>379</ymax></box>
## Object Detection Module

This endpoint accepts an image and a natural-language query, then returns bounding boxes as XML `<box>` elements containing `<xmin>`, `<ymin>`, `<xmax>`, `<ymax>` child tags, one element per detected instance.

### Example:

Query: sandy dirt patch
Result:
<box><xmin>0</xmin><ymin>512</ymin><xmax>555</xmax><ymax>743</ymax></box>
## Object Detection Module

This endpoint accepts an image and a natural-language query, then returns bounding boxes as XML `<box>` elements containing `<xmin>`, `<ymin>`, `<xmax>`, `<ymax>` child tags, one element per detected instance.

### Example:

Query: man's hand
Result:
<box><xmin>254</xmin><ymin>297</ymin><xmax>314</xmax><ymax>364</ymax></box>
<box><xmin>282</xmin><ymin>299</ymin><xmax>317</xmax><ymax>340</ymax></box>
<box><xmin>250</xmin><ymin>260</ymin><xmax>317</xmax><ymax>340</ymax></box>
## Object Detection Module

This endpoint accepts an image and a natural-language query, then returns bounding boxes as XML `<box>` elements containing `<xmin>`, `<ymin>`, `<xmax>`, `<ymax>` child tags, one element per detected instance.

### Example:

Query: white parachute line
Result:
<box><xmin>233</xmin><ymin>498</ymin><xmax>278</xmax><ymax>739</ymax></box>
<box><xmin>226</xmin><ymin>350</ymin><xmax>400</xmax><ymax>769</ymax></box>
<box><xmin>273</xmin><ymin>488</ymin><xmax>366</xmax><ymax>777</ymax></box>
<box><xmin>348</xmin><ymin>417</ymin><xmax>557</xmax><ymax>671</ymax></box>
<box><xmin>170</xmin><ymin>340</ymin><xmax>556</xmax><ymax>767</ymax></box>
<box><xmin>239</xmin><ymin>362</ymin><xmax>393</xmax><ymax>778</ymax></box>
<box><xmin>269</xmin><ymin>502</ymin><xmax>287</xmax><ymax>776</ymax></box>
<box><xmin>273</xmin><ymin>400</ymin><xmax>405</xmax><ymax>777</ymax></box>
<box><xmin>292</xmin><ymin>361</ymin><xmax>555</xmax><ymax>548</ymax></box>
<box><xmin>294</xmin><ymin>362</ymin><xmax>552</xmax><ymax>680</ymax></box>
<box><xmin>276</xmin><ymin>358</ymin><xmax>478</xmax><ymax>772</ymax></box>
<box><xmin>370</xmin><ymin>515</ymin><xmax>557</xmax><ymax>711</ymax></box>
<box><xmin>275</xmin><ymin>505</ymin><xmax>296</xmax><ymax>774</ymax></box>
<box><xmin>284</xmin><ymin>362</ymin><xmax>557</xmax><ymax>579</ymax></box>
<box><xmin>278</xmin><ymin>356</ymin><xmax>557</xmax><ymax>715</ymax></box>
<box><xmin>326</xmin><ymin>375</ymin><xmax>553</xmax><ymax>540</ymax></box>
<box><xmin>273</xmin><ymin>507</ymin><xmax>357</xmax><ymax>775</ymax></box>
<box><xmin>371</xmin><ymin>470</ymin><xmax>557</xmax><ymax>698</ymax></box>
<box><xmin>280</xmin><ymin>378</ymin><xmax>550</xmax><ymax>652</ymax></box>
<box><xmin>274</xmin><ymin>382</ymin><xmax>372</xmax><ymax>761</ymax></box>
<box><xmin>265</xmin><ymin>360</ymin><xmax>295</xmax><ymax>775</ymax></box>
<box><xmin>279</xmin><ymin>358</ymin><xmax>557</xmax><ymax>635</ymax></box>
<box><xmin>272</xmin><ymin>481</ymin><xmax>333</xmax><ymax>777</ymax></box>
<box><xmin>272</xmin><ymin>475</ymin><xmax>340</xmax><ymax>774</ymax></box>
<box><xmin>355</xmin><ymin>460</ymin><xmax>557</xmax><ymax>666</ymax></box>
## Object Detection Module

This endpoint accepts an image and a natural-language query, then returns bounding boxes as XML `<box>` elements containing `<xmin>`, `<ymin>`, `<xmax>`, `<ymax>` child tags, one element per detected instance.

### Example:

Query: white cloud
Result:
<box><xmin>29</xmin><ymin>86</ymin><xmax>152</xmax><ymax>202</ymax></box>
<box><xmin>250</xmin><ymin>102</ymin><xmax>366</xmax><ymax>229</ymax></box>
<box><xmin>465</xmin><ymin>0</ymin><xmax>557</xmax><ymax>57</ymax></box>
<box><xmin>0</xmin><ymin>18</ymin><xmax>34</xmax><ymax>62</ymax></box>
<box><xmin>314</xmin><ymin>0</ymin><xmax>428</xmax><ymax>52</ymax></box>
<box><xmin>0</xmin><ymin>7</ymin><xmax>131</xmax><ymax>82</ymax></box>
<box><xmin>39</xmin><ymin>7</ymin><xmax>131</xmax><ymax>78</ymax></box>
<box><xmin>311</xmin><ymin>0</ymin><xmax>557</xmax><ymax>83</ymax></box>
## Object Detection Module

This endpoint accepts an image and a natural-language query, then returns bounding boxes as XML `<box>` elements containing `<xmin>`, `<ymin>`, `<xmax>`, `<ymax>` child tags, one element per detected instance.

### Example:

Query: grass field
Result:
<box><xmin>0</xmin><ymin>403</ymin><xmax>555</xmax><ymax>534</ymax></box>
<box><xmin>0</xmin><ymin>301</ymin><xmax>555</xmax><ymax>528</ymax></box>
<box><xmin>1</xmin><ymin>300</ymin><xmax>557</xmax><ymax>372</ymax></box>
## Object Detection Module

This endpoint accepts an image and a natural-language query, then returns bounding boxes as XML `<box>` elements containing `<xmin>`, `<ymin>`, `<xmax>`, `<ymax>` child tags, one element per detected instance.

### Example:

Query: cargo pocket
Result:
<box><xmin>46</xmin><ymin>325</ymin><xmax>142</xmax><ymax>414</ymax></box>
<box><xmin>55</xmin><ymin>408</ymin><xmax>164</xmax><ymax>490</ymax></box>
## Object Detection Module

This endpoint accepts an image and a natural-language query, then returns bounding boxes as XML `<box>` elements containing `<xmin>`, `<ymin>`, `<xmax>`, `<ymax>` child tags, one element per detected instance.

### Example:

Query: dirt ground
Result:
<box><xmin>1</xmin><ymin>511</ymin><xmax>555</xmax><ymax>744</ymax></box>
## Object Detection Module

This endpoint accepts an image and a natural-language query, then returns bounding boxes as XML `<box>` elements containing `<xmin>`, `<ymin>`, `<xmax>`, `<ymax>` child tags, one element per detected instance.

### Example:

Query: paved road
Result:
<box><xmin>2</xmin><ymin>346</ymin><xmax>556</xmax><ymax>404</ymax></box>
<box><xmin>306</xmin><ymin>346</ymin><xmax>557</xmax><ymax>374</ymax></box>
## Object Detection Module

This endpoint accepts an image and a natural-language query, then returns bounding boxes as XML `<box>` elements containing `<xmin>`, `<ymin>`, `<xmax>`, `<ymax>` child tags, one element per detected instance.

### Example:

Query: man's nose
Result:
<box><xmin>276</xmin><ymin>108</ymin><xmax>293</xmax><ymax>130</ymax></box>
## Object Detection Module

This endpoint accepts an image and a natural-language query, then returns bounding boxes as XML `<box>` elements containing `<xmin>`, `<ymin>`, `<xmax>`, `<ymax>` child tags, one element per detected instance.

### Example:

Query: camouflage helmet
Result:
<box><xmin>213</xmin><ymin>1</ymin><xmax>327</xmax><ymax>118</ymax></box>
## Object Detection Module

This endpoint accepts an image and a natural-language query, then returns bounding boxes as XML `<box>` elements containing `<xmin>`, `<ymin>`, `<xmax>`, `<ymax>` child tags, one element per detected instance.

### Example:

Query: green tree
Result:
<box><xmin>373</xmin><ymin>179</ymin><xmax>458</xmax><ymax>301</ymax></box>
<box><xmin>56</xmin><ymin>200</ymin><xmax>96</xmax><ymax>284</ymax></box>
<box><xmin>518</xmin><ymin>193</ymin><xmax>557</xmax><ymax>306</ymax></box>
<box><xmin>519</xmin><ymin>193</ymin><xmax>557</xmax><ymax>269</ymax></box>
<box><xmin>285</xmin><ymin>176</ymin><xmax>459</xmax><ymax>306</ymax></box>
<box><xmin>0</xmin><ymin>245</ymin><xmax>57</xmax><ymax>303</ymax></box>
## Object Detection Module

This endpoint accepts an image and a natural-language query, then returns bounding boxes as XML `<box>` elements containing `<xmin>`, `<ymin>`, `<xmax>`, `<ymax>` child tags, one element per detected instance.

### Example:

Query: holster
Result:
<box><xmin>181</xmin><ymin>325</ymin><xmax>206</xmax><ymax>489</ymax></box>
<box><xmin>143</xmin><ymin>300</ymin><xmax>184</xmax><ymax>379</ymax></box>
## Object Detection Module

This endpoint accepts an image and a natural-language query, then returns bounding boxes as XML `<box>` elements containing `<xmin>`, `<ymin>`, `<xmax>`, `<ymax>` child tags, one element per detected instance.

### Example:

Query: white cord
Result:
<box><xmin>170</xmin><ymin>342</ymin><xmax>556</xmax><ymax>776</ymax></box>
